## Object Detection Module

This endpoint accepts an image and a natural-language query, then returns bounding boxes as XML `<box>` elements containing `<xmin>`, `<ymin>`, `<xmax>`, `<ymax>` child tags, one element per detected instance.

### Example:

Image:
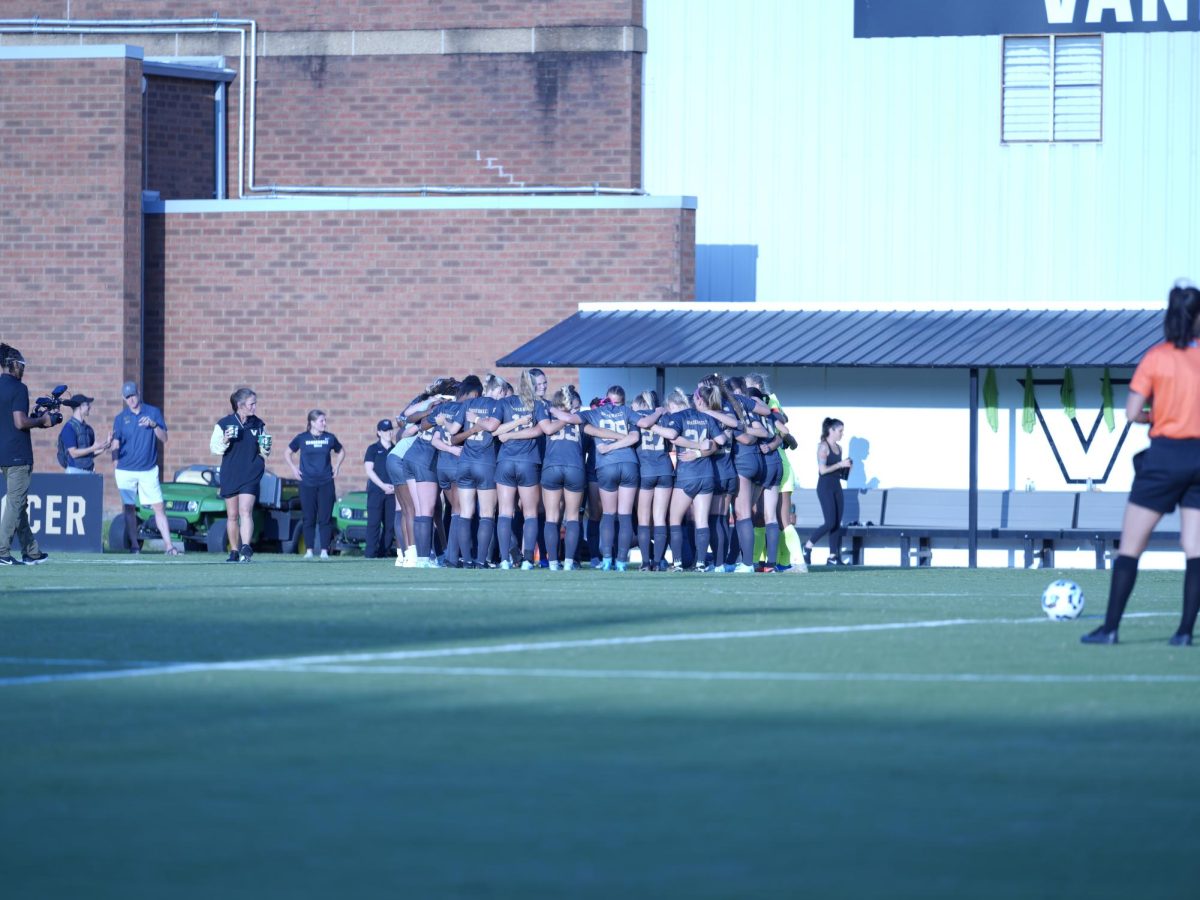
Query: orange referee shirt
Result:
<box><xmin>1129</xmin><ymin>341</ymin><xmax>1200</xmax><ymax>439</ymax></box>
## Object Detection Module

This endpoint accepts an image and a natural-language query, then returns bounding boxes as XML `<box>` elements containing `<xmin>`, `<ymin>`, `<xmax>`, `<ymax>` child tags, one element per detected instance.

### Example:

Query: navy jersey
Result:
<box><xmin>404</xmin><ymin>406</ymin><xmax>441</xmax><ymax>468</ymax></box>
<box><xmin>287</xmin><ymin>430</ymin><xmax>343</xmax><ymax>485</ymax></box>
<box><xmin>433</xmin><ymin>400</ymin><xmax>462</xmax><ymax>458</ymax></box>
<box><xmin>59</xmin><ymin>417</ymin><xmax>96</xmax><ymax>471</ymax></box>
<box><xmin>112</xmin><ymin>402</ymin><xmax>167</xmax><ymax>472</ymax></box>
<box><xmin>543</xmin><ymin>419</ymin><xmax>584</xmax><ymax>469</ymax></box>
<box><xmin>363</xmin><ymin>439</ymin><xmax>391</xmax><ymax>496</ymax></box>
<box><xmin>454</xmin><ymin>396</ymin><xmax>505</xmax><ymax>462</ymax></box>
<box><xmin>498</xmin><ymin>395</ymin><xmax>549</xmax><ymax>461</ymax></box>
<box><xmin>725</xmin><ymin>395</ymin><xmax>758</xmax><ymax>460</ymax></box>
<box><xmin>217</xmin><ymin>413</ymin><xmax>266</xmax><ymax>487</ymax></box>
<box><xmin>578</xmin><ymin>405</ymin><xmax>641</xmax><ymax>468</ymax></box>
<box><xmin>665</xmin><ymin>409</ymin><xmax>720</xmax><ymax>479</ymax></box>
<box><xmin>635</xmin><ymin>412</ymin><xmax>674</xmax><ymax>479</ymax></box>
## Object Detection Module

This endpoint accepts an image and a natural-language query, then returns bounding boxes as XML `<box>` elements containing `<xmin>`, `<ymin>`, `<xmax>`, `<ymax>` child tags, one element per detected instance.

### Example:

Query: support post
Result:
<box><xmin>969</xmin><ymin>367</ymin><xmax>979</xmax><ymax>568</ymax></box>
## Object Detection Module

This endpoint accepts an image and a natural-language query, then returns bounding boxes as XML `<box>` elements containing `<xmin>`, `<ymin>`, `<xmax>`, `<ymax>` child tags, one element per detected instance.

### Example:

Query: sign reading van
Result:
<box><xmin>855</xmin><ymin>0</ymin><xmax>1200</xmax><ymax>38</ymax></box>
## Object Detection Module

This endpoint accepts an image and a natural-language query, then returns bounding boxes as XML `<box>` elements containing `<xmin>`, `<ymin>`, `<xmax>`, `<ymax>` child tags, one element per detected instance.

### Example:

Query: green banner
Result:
<box><xmin>1022</xmin><ymin>368</ymin><xmax>1036</xmax><ymax>433</ymax></box>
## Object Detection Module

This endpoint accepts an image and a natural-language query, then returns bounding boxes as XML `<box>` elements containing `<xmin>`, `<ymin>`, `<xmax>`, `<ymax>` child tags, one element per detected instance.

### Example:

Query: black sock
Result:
<box><xmin>736</xmin><ymin>518</ymin><xmax>755</xmax><ymax>566</ymax></box>
<box><xmin>522</xmin><ymin>515</ymin><xmax>539</xmax><ymax>564</ymax></box>
<box><xmin>544</xmin><ymin>519</ymin><xmax>560</xmax><ymax>563</ymax></box>
<box><xmin>708</xmin><ymin>514</ymin><xmax>724</xmax><ymax>569</ymax></box>
<box><xmin>1103</xmin><ymin>555</ymin><xmax>1139</xmax><ymax>632</ymax></box>
<box><xmin>476</xmin><ymin>517</ymin><xmax>495</xmax><ymax>567</ymax></box>
<box><xmin>414</xmin><ymin>515</ymin><xmax>433</xmax><ymax>560</ymax></box>
<box><xmin>695</xmin><ymin>527</ymin><xmax>710</xmax><ymax>566</ymax></box>
<box><xmin>445</xmin><ymin>514</ymin><xmax>461</xmax><ymax>565</ymax></box>
<box><xmin>617</xmin><ymin>513</ymin><xmax>634</xmax><ymax>563</ymax></box>
<box><xmin>653</xmin><ymin>524</ymin><xmax>668</xmax><ymax>565</ymax></box>
<box><xmin>587</xmin><ymin>517</ymin><xmax>601</xmax><ymax>560</ymax></box>
<box><xmin>765</xmin><ymin>523</ymin><xmax>780</xmax><ymax>566</ymax></box>
<box><xmin>564</xmin><ymin>520</ymin><xmax>581</xmax><ymax>562</ymax></box>
<box><xmin>1177</xmin><ymin>557</ymin><xmax>1200</xmax><ymax>638</ymax></box>
<box><xmin>638</xmin><ymin>523</ymin><xmax>652</xmax><ymax>568</ymax></box>
<box><xmin>600</xmin><ymin>513</ymin><xmax>616</xmax><ymax>560</ymax></box>
<box><xmin>669</xmin><ymin>525</ymin><xmax>684</xmax><ymax>566</ymax></box>
<box><xmin>496</xmin><ymin>516</ymin><xmax>513</xmax><ymax>564</ymax></box>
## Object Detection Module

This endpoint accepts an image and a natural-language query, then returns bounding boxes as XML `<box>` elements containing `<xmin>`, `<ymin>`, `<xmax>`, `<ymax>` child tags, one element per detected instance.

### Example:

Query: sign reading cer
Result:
<box><xmin>0</xmin><ymin>472</ymin><xmax>104</xmax><ymax>552</ymax></box>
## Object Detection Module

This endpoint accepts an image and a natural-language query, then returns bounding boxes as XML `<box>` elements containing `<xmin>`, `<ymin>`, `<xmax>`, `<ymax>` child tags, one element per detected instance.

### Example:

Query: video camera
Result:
<box><xmin>32</xmin><ymin>385</ymin><xmax>68</xmax><ymax>427</ymax></box>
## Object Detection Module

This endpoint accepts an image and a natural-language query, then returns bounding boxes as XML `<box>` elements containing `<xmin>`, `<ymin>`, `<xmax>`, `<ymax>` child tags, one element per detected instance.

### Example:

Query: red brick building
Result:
<box><xmin>0</xmin><ymin>2</ymin><xmax>695</xmax><ymax>511</ymax></box>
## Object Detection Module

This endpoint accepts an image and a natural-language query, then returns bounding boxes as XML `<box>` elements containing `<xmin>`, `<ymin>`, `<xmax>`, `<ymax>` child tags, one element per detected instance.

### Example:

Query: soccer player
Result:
<box><xmin>452</xmin><ymin>375</ymin><xmax>507</xmax><ymax>568</ymax></box>
<box><xmin>631</xmin><ymin>390</ymin><xmax>673</xmax><ymax>570</ymax></box>
<box><xmin>653</xmin><ymin>387</ymin><xmax>724</xmax><ymax>571</ymax></box>
<box><xmin>1083</xmin><ymin>283</ymin><xmax>1200</xmax><ymax>646</ymax></box>
<box><xmin>285</xmin><ymin>410</ymin><xmax>344</xmax><ymax>559</ymax></box>
<box><xmin>539</xmin><ymin>385</ymin><xmax>587</xmax><ymax>570</ymax></box>
<box><xmin>210</xmin><ymin>387</ymin><xmax>270</xmax><ymax>562</ymax></box>
<box><xmin>403</xmin><ymin>378</ymin><xmax>459</xmax><ymax>568</ymax></box>
<box><xmin>494</xmin><ymin>370</ymin><xmax>548</xmax><ymax>569</ymax></box>
<box><xmin>432</xmin><ymin>376</ymin><xmax>482</xmax><ymax>568</ymax></box>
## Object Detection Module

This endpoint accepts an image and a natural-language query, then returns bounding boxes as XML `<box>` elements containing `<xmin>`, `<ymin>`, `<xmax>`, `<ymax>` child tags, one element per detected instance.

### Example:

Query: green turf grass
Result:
<box><xmin>1</xmin><ymin>556</ymin><xmax>1197</xmax><ymax>899</ymax></box>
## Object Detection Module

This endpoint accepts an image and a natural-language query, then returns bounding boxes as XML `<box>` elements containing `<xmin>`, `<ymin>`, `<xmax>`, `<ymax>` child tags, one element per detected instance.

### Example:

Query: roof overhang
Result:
<box><xmin>497</xmin><ymin>307</ymin><xmax>1160</xmax><ymax>369</ymax></box>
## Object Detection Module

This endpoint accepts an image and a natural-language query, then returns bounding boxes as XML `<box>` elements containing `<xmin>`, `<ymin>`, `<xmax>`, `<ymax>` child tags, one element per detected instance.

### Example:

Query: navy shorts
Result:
<box><xmin>456</xmin><ymin>459</ymin><xmax>497</xmax><ymax>490</ymax></box>
<box><xmin>713</xmin><ymin>474</ymin><xmax>738</xmax><ymax>497</ymax></box>
<box><xmin>541</xmin><ymin>464</ymin><xmax>586</xmax><ymax>493</ymax></box>
<box><xmin>495</xmin><ymin>457</ymin><xmax>540</xmax><ymax>488</ymax></box>
<box><xmin>639</xmin><ymin>471</ymin><xmax>674</xmax><ymax>491</ymax></box>
<box><xmin>762</xmin><ymin>453</ymin><xmax>784</xmax><ymax>489</ymax></box>
<box><xmin>1129</xmin><ymin>438</ymin><xmax>1200</xmax><ymax>513</ymax></box>
<box><xmin>596</xmin><ymin>462</ymin><xmax>640</xmax><ymax>491</ymax></box>
<box><xmin>675</xmin><ymin>476</ymin><xmax>715</xmax><ymax>499</ymax></box>
<box><xmin>436</xmin><ymin>456</ymin><xmax>459</xmax><ymax>492</ymax></box>
<box><xmin>404</xmin><ymin>453</ymin><xmax>438</xmax><ymax>484</ymax></box>
<box><xmin>734</xmin><ymin>450</ymin><xmax>765</xmax><ymax>484</ymax></box>
<box><xmin>385</xmin><ymin>454</ymin><xmax>408</xmax><ymax>487</ymax></box>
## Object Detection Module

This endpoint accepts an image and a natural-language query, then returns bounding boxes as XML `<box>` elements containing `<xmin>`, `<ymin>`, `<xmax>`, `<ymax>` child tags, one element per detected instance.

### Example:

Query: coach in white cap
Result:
<box><xmin>109</xmin><ymin>381</ymin><xmax>179</xmax><ymax>556</ymax></box>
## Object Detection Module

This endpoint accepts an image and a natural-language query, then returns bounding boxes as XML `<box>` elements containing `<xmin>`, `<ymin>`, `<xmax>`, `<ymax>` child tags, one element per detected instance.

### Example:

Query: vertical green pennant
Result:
<box><xmin>1060</xmin><ymin>367</ymin><xmax>1076</xmax><ymax>419</ymax></box>
<box><xmin>1022</xmin><ymin>368</ymin><xmax>1037</xmax><ymax>433</ymax></box>
<box><xmin>983</xmin><ymin>368</ymin><xmax>999</xmax><ymax>432</ymax></box>
<box><xmin>1101</xmin><ymin>367</ymin><xmax>1115</xmax><ymax>432</ymax></box>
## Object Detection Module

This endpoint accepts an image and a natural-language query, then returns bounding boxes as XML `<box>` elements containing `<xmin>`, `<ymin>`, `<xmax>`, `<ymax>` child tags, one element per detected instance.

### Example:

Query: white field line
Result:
<box><xmin>0</xmin><ymin>613</ymin><xmax>1172</xmax><ymax>688</ymax></box>
<box><xmin>275</xmin><ymin>664</ymin><xmax>1200</xmax><ymax>685</ymax></box>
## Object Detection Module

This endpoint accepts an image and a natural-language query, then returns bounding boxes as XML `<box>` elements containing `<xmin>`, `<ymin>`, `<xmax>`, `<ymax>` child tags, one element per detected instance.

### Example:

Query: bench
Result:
<box><xmin>1063</xmin><ymin>491</ymin><xmax>1181</xmax><ymax>568</ymax></box>
<box><xmin>844</xmin><ymin>489</ymin><xmax>1005</xmax><ymax>567</ymax></box>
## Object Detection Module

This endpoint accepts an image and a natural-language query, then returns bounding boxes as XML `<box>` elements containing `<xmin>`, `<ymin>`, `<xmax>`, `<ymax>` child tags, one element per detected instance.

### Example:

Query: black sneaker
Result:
<box><xmin>1081</xmin><ymin>627</ymin><xmax>1118</xmax><ymax>645</ymax></box>
<box><xmin>21</xmin><ymin>551</ymin><xmax>49</xmax><ymax>565</ymax></box>
<box><xmin>225</xmin><ymin>551</ymin><xmax>240</xmax><ymax>563</ymax></box>
<box><xmin>239</xmin><ymin>544</ymin><xmax>253</xmax><ymax>563</ymax></box>
<box><xmin>0</xmin><ymin>555</ymin><xmax>20</xmax><ymax>566</ymax></box>
<box><xmin>1168</xmin><ymin>633</ymin><xmax>1193</xmax><ymax>647</ymax></box>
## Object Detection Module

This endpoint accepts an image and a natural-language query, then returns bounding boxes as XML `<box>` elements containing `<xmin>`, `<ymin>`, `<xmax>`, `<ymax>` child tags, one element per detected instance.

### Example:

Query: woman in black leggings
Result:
<box><xmin>804</xmin><ymin>417</ymin><xmax>852</xmax><ymax>566</ymax></box>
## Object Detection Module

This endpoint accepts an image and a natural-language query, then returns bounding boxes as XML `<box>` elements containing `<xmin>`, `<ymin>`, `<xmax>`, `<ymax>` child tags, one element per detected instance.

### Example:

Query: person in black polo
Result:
<box><xmin>363</xmin><ymin>419</ymin><xmax>397</xmax><ymax>558</ymax></box>
<box><xmin>58</xmin><ymin>394</ymin><xmax>110</xmax><ymax>474</ymax></box>
<box><xmin>285</xmin><ymin>409</ymin><xmax>344</xmax><ymax>559</ymax></box>
<box><xmin>0</xmin><ymin>343</ymin><xmax>54</xmax><ymax>566</ymax></box>
<box><xmin>211</xmin><ymin>387</ymin><xmax>271</xmax><ymax>563</ymax></box>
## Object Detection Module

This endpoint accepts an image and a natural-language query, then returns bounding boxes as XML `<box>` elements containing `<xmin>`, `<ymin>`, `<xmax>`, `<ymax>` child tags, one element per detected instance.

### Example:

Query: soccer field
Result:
<box><xmin>1</xmin><ymin>557</ymin><xmax>1197</xmax><ymax>899</ymax></box>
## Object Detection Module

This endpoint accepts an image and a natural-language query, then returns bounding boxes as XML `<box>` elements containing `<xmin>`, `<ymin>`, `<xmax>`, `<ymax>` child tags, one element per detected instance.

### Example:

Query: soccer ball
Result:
<box><xmin>1041</xmin><ymin>579</ymin><xmax>1085</xmax><ymax>620</ymax></box>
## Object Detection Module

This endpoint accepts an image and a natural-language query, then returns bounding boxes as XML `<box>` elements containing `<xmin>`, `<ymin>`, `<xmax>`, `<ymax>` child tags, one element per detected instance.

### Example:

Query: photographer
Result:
<box><xmin>0</xmin><ymin>343</ymin><xmax>54</xmax><ymax>566</ymax></box>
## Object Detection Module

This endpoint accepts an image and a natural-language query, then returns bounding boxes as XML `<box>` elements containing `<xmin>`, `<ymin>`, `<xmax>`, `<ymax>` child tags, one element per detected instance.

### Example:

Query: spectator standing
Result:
<box><xmin>211</xmin><ymin>387</ymin><xmax>270</xmax><ymax>563</ymax></box>
<box><xmin>58</xmin><ymin>393</ymin><xmax>110</xmax><ymax>474</ymax></box>
<box><xmin>110</xmin><ymin>381</ymin><xmax>179</xmax><ymax>556</ymax></box>
<box><xmin>364</xmin><ymin>419</ymin><xmax>397</xmax><ymax>558</ymax></box>
<box><xmin>286</xmin><ymin>410</ymin><xmax>344</xmax><ymax>559</ymax></box>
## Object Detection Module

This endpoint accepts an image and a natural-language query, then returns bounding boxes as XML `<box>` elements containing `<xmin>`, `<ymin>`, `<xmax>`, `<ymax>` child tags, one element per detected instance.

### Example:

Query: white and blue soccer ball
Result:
<box><xmin>1041</xmin><ymin>579</ymin><xmax>1085</xmax><ymax>621</ymax></box>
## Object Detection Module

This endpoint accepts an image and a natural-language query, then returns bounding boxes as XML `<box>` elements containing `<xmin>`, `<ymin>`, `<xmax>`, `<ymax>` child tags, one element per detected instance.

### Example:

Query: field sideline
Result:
<box><xmin>1</xmin><ymin>557</ymin><xmax>1197</xmax><ymax>899</ymax></box>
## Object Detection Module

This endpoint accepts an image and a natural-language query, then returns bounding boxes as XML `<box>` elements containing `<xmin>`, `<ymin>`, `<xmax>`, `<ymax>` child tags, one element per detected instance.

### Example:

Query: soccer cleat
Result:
<box><xmin>614</xmin><ymin>561</ymin><xmax>627</xmax><ymax>572</ymax></box>
<box><xmin>539</xmin><ymin>559</ymin><xmax>550</xmax><ymax>568</ymax></box>
<box><xmin>779</xmin><ymin>563</ymin><xmax>807</xmax><ymax>574</ymax></box>
<box><xmin>394</xmin><ymin>553</ymin><xmax>404</xmax><ymax>567</ymax></box>
<box><xmin>802</xmin><ymin>546</ymin><xmax>813</xmax><ymax>566</ymax></box>
<box><xmin>733</xmin><ymin>563</ymin><xmax>755</xmax><ymax>573</ymax></box>
<box><xmin>1168</xmin><ymin>633</ymin><xmax>1193</xmax><ymax>646</ymax></box>
<box><xmin>548</xmin><ymin>561</ymin><xmax>561</xmax><ymax>571</ymax></box>
<box><xmin>21</xmin><ymin>551</ymin><xmax>49</xmax><ymax>565</ymax></box>
<box><xmin>670</xmin><ymin>563</ymin><xmax>685</xmax><ymax>573</ymax></box>
<box><xmin>826</xmin><ymin>556</ymin><xmax>844</xmax><ymax>566</ymax></box>
<box><xmin>319</xmin><ymin>550</ymin><xmax>329</xmax><ymax>559</ymax></box>
<box><xmin>590</xmin><ymin>557</ymin><xmax>603</xmax><ymax>569</ymax></box>
<box><xmin>226</xmin><ymin>551</ymin><xmax>240</xmax><ymax>563</ymax></box>
<box><xmin>562</xmin><ymin>559</ymin><xmax>576</xmax><ymax>571</ymax></box>
<box><xmin>304</xmin><ymin>549</ymin><xmax>314</xmax><ymax>559</ymax></box>
<box><xmin>520</xmin><ymin>560</ymin><xmax>534</xmax><ymax>571</ymax></box>
<box><xmin>1080</xmin><ymin>627</ymin><xmax>1118</xmax><ymax>645</ymax></box>
<box><xmin>640</xmin><ymin>563</ymin><xmax>655</xmax><ymax>572</ymax></box>
<box><xmin>239</xmin><ymin>544</ymin><xmax>253</xmax><ymax>563</ymax></box>
<box><xmin>600</xmin><ymin>558</ymin><xmax>613</xmax><ymax>571</ymax></box>
<box><xmin>0</xmin><ymin>555</ymin><xmax>20</xmax><ymax>566</ymax></box>
<box><xmin>499</xmin><ymin>560</ymin><xmax>512</xmax><ymax>570</ymax></box>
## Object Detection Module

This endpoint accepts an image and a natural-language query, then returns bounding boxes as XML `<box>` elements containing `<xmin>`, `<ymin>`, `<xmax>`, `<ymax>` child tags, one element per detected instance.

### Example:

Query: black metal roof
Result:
<box><xmin>497</xmin><ymin>308</ymin><xmax>1161</xmax><ymax>369</ymax></box>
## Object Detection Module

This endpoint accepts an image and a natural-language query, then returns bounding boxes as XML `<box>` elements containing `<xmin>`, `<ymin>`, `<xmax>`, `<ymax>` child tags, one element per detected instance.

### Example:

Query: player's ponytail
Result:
<box><xmin>518</xmin><ymin>369</ymin><xmax>538</xmax><ymax>410</ymax></box>
<box><xmin>1164</xmin><ymin>281</ymin><xmax>1200</xmax><ymax>348</ymax></box>
<box><xmin>666</xmin><ymin>388</ymin><xmax>690</xmax><ymax>409</ymax></box>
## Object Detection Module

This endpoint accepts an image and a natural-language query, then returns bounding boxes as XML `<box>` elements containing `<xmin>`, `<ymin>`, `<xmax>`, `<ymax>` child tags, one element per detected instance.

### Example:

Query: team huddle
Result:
<box><xmin>359</xmin><ymin>369</ymin><xmax>825</xmax><ymax>573</ymax></box>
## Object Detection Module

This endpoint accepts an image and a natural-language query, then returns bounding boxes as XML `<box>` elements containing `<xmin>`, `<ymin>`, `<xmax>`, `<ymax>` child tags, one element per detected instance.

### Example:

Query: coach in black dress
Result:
<box><xmin>211</xmin><ymin>387</ymin><xmax>270</xmax><ymax>563</ymax></box>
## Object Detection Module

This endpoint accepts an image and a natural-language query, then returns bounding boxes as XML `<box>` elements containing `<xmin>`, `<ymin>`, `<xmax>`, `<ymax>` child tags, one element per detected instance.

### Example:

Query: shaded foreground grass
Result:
<box><xmin>1</xmin><ymin>558</ymin><xmax>1197</xmax><ymax>899</ymax></box>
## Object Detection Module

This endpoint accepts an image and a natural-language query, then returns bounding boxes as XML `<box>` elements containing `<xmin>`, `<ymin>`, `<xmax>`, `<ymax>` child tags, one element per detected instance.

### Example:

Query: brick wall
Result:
<box><xmin>146</xmin><ymin>76</ymin><xmax>216</xmax><ymax>200</ymax></box>
<box><xmin>245</xmin><ymin>52</ymin><xmax>640</xmax><ymax>192</ymax></box>
<box><xmin>143</xmin><ymin>205</ymin><xmax>694</xmax><ymax>490</ymax></box>
<box><xmin>51</xmin><ymin>1</ymin><xmax>644</xmax><ymax>30</ymax></box>
<box><xmin>0</xmin><ymin>56</ymin><xmax>143</xmax><ymax>513</ymax></box>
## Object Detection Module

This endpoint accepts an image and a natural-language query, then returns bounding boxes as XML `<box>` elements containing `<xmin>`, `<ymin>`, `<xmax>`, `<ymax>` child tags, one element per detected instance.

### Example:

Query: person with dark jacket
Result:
<box><xmin>363</xmin><ymin>419</ymin><xmax>397</xmax><ymax>558</ymax></box>
<box><xmin>211</xmin><ymin>387</ymin><xmax>270</xmax><ymax>563</ymax></box>
<box><xmin>0</xmin><ymin>343</ymin><xmax>54</xmax><ymax>566</ymax></box>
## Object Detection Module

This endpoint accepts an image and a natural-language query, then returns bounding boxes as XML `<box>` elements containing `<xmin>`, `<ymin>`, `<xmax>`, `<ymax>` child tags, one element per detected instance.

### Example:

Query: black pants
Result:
<box><xmin>300</xmin><ymin>481</ymin><xmax>336</xmax><ymax>552</ymax></box>
<box><xmin>365</xmin><ymin>491</ymin><xmax>396</xmax><ymax>558</ymax></box>
<box><xmin>809</xmin><ymin>480</ymin><xmax>844</xmax><ymax>554</ymax></box>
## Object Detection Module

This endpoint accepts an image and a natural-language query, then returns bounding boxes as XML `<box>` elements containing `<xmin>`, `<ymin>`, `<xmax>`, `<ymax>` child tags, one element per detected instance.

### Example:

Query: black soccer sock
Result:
<box><xmin>653</xmin><ymin>525</ymin><xmax>668</xmax><ymax>566</ymax></box>
<box><xmin>684</xmin><ymin>523</ymin><xmax>697</xmax><ymax>568</ymax></box>
<box><xmin>496</xmin><ymin>515</ymin><xmax>513</xmax><ymax>565</ymax></box>
<box><xmin>522</xmin><ymin>515</ymin><xmax>539</xmax><ymax>564</ymax></box>
<box><xmin>445</xmin><ymin>514</ymin><xmax>461</xmax><ymax>565</ymax></box>
<box><xmin>695</xmin><ymin>527</ymin><xmax>710</xmax><ymax>566</ymax></box>
<box><xmin>394</xmin><ymin>507</ymin><xmax>406</xmax><ymax>551</ymax></box>
<box><xmin>456</xmin><ymin>515</ymin><xmax>474</xmax><ymax>565</ymax></box>
<box><xmin>600</xmin><ymin>513</ymin><xmax>616</xmax><ymax>561</ymax></box>
<box><xmin>765</xmin><ymin>522</ymin><xmax>781</xmax><ymax>566</ymax></box>
<box><xmin>736</xmin><ymin>518</ymin><xmax>756</xmax><ymax>566</ymax></box>
<box><xmin>544</xmin><ymin>519</ymin><xmax>561</xmax><ymax>563</ymax></box>
<box><xmin>1103</xmin><ymin>555</ymin><xmax>1139</xmax><ymax>632</ymax></box>
<box><xmin>475</xmin><ymin>517</ymin><xmax>495</xmax><ymax>567</ymax></box>
<box><xmin>587</xmin><ymin>517</ymin><xmax>601</xmax><ymax>560</ymax></box>
<box><xmin>414</xmin><ymin>516</ymin><xmax>433</xmax><ymax>560</ymax></box>
<box><xmin>1176</xmin><ymin>557</ymin><xmax>1200</xmax><ymax>638</ymax></box>
<box><xmin>617</xmin><ymin>513</ymin><xmax>634</xmax><ymax>563</ymax></box>
<box><xmin>669</xmin><ymin>525</ymin><xmax>684</xmax><ymax>566</ymax></box>
<box><xmin>638</xmin><ymin>522</ymin><xmax>652</xmax><ymax>568</ymax></box>
<box><xmin>708</xmin><ymin>514</ymin><xmax>724</xmax><ymax>570</ymax></box>
<box><xmin>564</xmin><ymin>520</ymin><xmax>581</xmax><ymax>562</ymax></box>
